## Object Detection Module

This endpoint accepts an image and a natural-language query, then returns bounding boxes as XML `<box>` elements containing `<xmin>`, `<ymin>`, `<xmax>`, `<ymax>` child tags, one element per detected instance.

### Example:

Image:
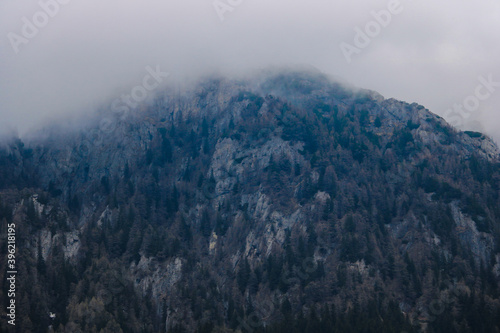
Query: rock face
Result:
<box><xmin>1</xmin><ymin>68</ymin><xmax>500</xmax><ymax>332</ymax></box>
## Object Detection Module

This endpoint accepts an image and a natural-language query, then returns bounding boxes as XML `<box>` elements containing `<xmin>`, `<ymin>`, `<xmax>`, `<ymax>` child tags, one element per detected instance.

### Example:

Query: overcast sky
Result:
<box><xmin>1</xmin><ymin>0</ymin><xmax>499</xmax><ymax>142</ymax></box>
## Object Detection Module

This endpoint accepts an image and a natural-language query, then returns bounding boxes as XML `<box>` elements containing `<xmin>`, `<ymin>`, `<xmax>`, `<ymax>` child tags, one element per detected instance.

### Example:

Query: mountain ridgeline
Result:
<box><xmin>1</xmin><ymin>70</ymin><xmax>500</xmax><ymax>332</ymax></box>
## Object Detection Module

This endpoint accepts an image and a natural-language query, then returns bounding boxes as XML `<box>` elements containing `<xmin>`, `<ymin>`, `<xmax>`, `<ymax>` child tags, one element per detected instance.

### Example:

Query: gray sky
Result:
<box><xmin>1</xmin><ymin>0</ymin><xmax>499</xmax><ymax>142</ymax></box>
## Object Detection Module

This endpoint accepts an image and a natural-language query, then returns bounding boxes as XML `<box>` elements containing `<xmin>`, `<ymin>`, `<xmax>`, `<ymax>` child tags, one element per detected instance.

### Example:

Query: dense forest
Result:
<box><xmin>1</xmin><ymin>70</ymin><xmax>500</xmax><ymax>332</ymax></box>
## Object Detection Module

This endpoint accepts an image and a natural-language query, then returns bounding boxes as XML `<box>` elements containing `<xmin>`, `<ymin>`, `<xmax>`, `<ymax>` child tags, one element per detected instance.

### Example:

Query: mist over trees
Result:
<box><xmin>1</xmin><ymin>71</ymin><xmax>500</xmax><ymax>332</ymax></box>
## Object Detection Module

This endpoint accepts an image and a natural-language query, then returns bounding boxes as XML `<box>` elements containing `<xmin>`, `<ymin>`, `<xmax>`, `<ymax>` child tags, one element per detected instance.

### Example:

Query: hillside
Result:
<box><xmin>1</xmin><ymin>69</ymin><xmax>500</xmax><ymax>333</ymax></box>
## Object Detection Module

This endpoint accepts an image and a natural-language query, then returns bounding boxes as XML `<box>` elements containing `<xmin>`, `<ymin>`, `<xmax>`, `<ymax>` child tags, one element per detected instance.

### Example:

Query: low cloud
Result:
<box><xmin>1</xmin><ymin>0</ymin><xmax>499</xmax><ymax>142</ymax></box>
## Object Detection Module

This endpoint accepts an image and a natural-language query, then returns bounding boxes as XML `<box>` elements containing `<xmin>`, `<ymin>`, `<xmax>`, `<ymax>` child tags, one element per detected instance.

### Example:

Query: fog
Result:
<box><xmin>1</xmin><ymin>0</ymin><xmax>499</xmax><ymax>142</ymax></box>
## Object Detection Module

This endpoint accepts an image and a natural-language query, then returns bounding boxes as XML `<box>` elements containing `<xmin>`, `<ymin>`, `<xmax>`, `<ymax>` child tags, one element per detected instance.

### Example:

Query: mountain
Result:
<box><xmin>1</xmin><ymin>69</ymin><xmax>500</xmax><ymax>333</ymax></box>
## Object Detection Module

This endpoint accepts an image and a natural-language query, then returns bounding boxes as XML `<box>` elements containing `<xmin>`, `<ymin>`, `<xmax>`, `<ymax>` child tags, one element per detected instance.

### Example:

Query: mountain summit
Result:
<box><xmin>1</xmin><ymin>69</ymin><xmax>500</xmax><ymax>332</ymax></box>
